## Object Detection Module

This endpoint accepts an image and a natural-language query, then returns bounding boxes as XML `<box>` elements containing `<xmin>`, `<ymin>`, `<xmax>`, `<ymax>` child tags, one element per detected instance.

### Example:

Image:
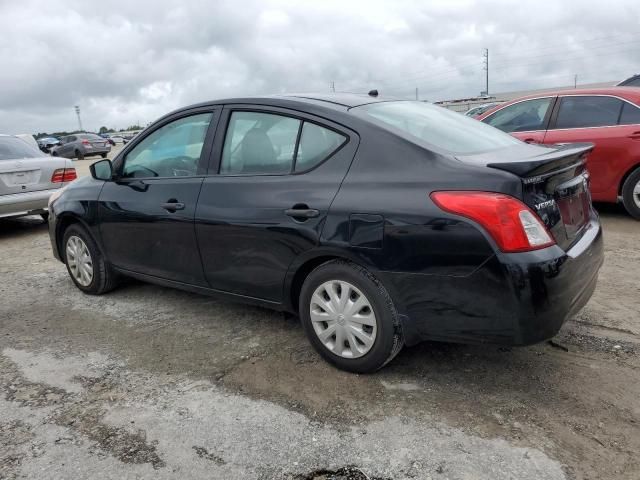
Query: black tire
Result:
<box><xmin>62</xmin><ymin>224</ymin><xmax>118</xmax><ymax>295</ymax></box>
<box><xmin>40</xmin><ymin>212</ymin><xmax>49</xmax><ymax>222</ymax></box>
<box><xmin>75</xmin><ymin>150</ymin><xmax>84</xmax><ymax>160</ymax></box>
<box><xmin>51</xmin><ymin>151</ymin><xmax>58</xmax><ymax>157</ymax></box>
<box><xmin>621</xmin><ymin>167</ymin><xmax>640</xmax><ymax>220</ymax></box>
<box><xmin>299</xmin><ymin>260</ymin><xmax>404</xmax><ymax>373</ymax></box>
<box><xmin>100</xmin><ymin>153</ymin><xmax>108</xmax><ymax>159</ymax></box>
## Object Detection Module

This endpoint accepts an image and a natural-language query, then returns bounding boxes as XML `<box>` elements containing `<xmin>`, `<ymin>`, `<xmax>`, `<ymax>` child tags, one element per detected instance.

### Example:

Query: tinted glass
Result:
<box><xmin>295</xmin><ymin>122</ymin><xmax>346</xmax><ymax>172</ymax></box>
<box><xmin>221</xmin><ymin>111</ymin><xmax>301</xmax><ymax>174</ymax></box>
<box><xmin>620</xmin><ymin>77</ymin><xmax>640</xmax><ymax>87</ymax></box>
<box><xmin>483</xmin><ymin>98</ymin><xmax>552</xmax><ymax>133</ymax></box>
<box><xmin>353</xmin><ymin>101</ymin><xmax>520</xmax><ymax>154</ymax></box>
<box><xmin>555</xmin><ymin>96</ymin><xmax>623</xmax><ymax>129</ymax></box>
<box><xmin>123</xmin><ymin>113</ymin><xmax>212</xmax><ymax>178</ymax></box>
<box><xmin>79</xmin><ymin>134</ymin><xmax>102</xmax><ymax>140</ymax></box>
<box><xmin>619</xmin><ymin>102</ymin><xmax>640</xmax><ymax>125</ymax></box>
<box><xmin>0</xmin><ymin>136</ymin><xmax>44</xmax><ymax>160</ymax></box>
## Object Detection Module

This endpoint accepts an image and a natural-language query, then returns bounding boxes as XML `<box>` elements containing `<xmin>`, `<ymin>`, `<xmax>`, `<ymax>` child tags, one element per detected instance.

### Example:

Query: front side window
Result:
<box><xmin>554</xmin><ymin>96</ymin><xmax>623</xmax><ymax>129</ymax></box>
<box><xmin>122</xmin><ymin>113</ymin><xmax>212</xmax><ymax>178</ymax></box>
<box><xmin>619</xmin><ymin>102</ymin><xmax>640</xmax><ymax>125</ymax></box>
<box><xmin>353</xmin><ymin>101</ymin><xmax>521</xmax><ymax>154</ymax></box>
<box><xmin>483</xmin><ymin>98</ymin><xmax>553</xmax><ymax>133</ymax></box>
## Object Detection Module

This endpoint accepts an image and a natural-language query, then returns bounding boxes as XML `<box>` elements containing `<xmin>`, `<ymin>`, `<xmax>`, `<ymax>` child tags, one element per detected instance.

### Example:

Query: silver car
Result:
<box><xmin>0</xmin><ymin>135</ymin><xmax>76</xmax><ymax>220</ymax></box>
<box><xmin>52</xmin><ymin>133</ymin><xmax>111</xmax><ymax>160</ymax></box>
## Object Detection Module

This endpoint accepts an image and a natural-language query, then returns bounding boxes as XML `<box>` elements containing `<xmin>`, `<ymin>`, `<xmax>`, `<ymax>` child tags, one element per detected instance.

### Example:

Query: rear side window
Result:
<box><xmin>295</xmin><ymin>123</ymin><xmax>346</xmax><ymax>172</ymax></box>
<box><xmin>483</xmin><ymin>98</ymin><xmax>553</xmax><ymax>133</ymax></box>
<box><xmin>554</xmin><ymin>96</ymin><xmax>623</xmax><ymax>129</ymax></box>
<box><xmin>220</xmin><ymin>111</ymin><xmax>346</xmax><ymax>175</ymax></box>
<box><xmin>619</xmin><ymin>102</ymin><xmax>640</xmax><ymax>125</ymax></box>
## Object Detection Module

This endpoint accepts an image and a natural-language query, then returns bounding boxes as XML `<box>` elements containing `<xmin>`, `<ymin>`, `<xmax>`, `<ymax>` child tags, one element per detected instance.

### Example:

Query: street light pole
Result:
<box><xmin>74</xmin><ymin>105</ymin><xmax>83</xmax><ymax>132</ymax></box>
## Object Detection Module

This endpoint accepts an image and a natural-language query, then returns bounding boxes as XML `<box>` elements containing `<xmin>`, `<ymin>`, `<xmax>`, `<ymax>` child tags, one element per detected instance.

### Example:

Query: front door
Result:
<box><xmin>195</xmin><ymin>107</ymin><xmax>358</xmax><ymax>302</ymax></box>
<box><xmin>544</xmin><ymin>95</ymin><xmax>640</xmax><ymax>202</ymax></box>
<box><xmin>98</xmin><ymin>110</ymin><xmax>217</xmax><ymax>285</ymax></box>
<box><xmin>481</xmin><ymin>96</ymin><xmax>556</xmax><ymax>144</ymax></box>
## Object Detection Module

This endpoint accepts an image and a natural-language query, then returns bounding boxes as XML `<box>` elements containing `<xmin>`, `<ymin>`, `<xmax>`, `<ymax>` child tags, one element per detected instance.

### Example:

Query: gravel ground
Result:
<box><xmin>0</xmin><ymin>197</ymin><xmax>638</xmax><ymax>479</ymax></box>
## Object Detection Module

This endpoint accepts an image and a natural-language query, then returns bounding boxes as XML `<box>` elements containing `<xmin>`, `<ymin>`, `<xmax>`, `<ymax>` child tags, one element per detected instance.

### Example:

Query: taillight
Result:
<box><xmin>430</xmin><ymin>191</ymin><xmax>555</xmax><ymax>253</ymax></box>
<box><xmin>51</xmin><ymin>168</ymin><xmax>77</xmax><ymax>183</ymax></box>
<box><xmin>82</xmin><ymin>139</ymin><xmax>90</xmax><ymax>145</ymax></box>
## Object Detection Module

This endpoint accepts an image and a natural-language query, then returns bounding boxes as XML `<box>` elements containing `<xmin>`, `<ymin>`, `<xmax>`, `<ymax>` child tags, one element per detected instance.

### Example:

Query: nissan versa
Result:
<box><xmin>47</xmin><ymin>93</ymin><xmax>604</xmax><ymax>373</ymax></box>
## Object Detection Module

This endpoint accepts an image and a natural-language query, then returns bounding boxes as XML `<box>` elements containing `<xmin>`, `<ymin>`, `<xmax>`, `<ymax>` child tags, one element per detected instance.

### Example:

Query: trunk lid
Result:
<box><xmin>458</xmin><ymin>142</ymin><xmax>594</xmax><ymax>251</ymax></box>
<box><xmin>0</xmin><ymin>156</ymin><xmax>67</xmax><ymax>196</ymax></box>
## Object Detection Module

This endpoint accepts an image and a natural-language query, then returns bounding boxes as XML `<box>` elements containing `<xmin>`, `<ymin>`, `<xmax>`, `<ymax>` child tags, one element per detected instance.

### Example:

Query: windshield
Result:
<box><xmin>352</xmin><ymin>101</ymin><xmax>521</xmax><ymax>154</ymax></box>
<box><xmin>0</xmin><ymin>136</ymin><xmax>44</xmax><ymax>160</ymax></box>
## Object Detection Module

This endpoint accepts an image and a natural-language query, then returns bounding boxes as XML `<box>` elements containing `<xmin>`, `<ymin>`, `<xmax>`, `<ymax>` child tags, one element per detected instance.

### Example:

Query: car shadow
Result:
<box><xmin>0</xmin><ymin>216</ymin><xmax>48</xmax><ymax>240</ymax></box>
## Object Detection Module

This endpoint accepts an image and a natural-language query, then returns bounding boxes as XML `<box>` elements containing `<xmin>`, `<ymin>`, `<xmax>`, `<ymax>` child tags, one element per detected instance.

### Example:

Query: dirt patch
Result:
<box><xmin>289</xmin><ymin>466</ymin><xmax>390</xmax><ymax>480</ymax></box>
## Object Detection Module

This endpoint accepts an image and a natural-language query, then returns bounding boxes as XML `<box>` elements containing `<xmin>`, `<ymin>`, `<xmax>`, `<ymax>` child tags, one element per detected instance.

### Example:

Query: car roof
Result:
<box><xmin>497</xmin><ymin>86</ymin><xmax>640</xmax><ymax>103</ymax></box>
<box><xmin>477</xmin><ymin>87</ymin><xmax>640</xmax><ymax>119</ymax></box>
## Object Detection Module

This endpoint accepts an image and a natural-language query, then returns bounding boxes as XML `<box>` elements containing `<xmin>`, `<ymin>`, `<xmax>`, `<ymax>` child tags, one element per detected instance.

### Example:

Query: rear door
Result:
<box><xmin>195</xmin><ymin>106</ymin><xmax>358</xmax><ymax>302</ymax></box>
<box><xmin>481</xmin><ymin>97</ymin><xmax>556</xmax><ymax>144</ymax></box>
<box><xmin>543</xmin><ymin>95</ymin><xmax>640</xmax><ymax>201</ymax></box>
<box><xmin>98</xmin><ymin>109</ymin><xmax>219</xmax><ymax>285</ymax></box>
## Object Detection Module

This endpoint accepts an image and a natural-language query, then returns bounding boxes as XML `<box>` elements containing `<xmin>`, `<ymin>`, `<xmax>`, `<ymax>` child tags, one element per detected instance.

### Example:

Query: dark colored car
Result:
<box><xmin>476</xmin><ymin>88</ymin><xmax>640</xmax><ymax>218</ymax></box>
<box><xmin>51</xmin><ymin>133</ymin><xmax>111</xmax><ymax>160</ymax></box>
<box><xmin>617</xmin><ymin>74</ymin><xmax>640</xmax><ymax>87</ymax></box>
<box><xmin>37</xmin><ymin>136</ymin><xmax>60</xmax><ymax>153</ymax></box>
<box><xmin>48</xmin><ymin>94</ymin><xmax>603</xmax><ymax>373</ymax></box>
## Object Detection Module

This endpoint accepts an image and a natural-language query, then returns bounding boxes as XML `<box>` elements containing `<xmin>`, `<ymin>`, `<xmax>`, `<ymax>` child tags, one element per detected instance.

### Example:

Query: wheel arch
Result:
<box><xmin>284</xmin><ymin>249</ymin><xmax>377</xmax><ymax>314</ymax></box>
<box><xmin>55</xmin><ymin>213</ymin><xmax>102</xmax><ymax>261</ymax></box>
<box><xmin>618</xmin><ymin>162</ymin><xmax>640</xmax><ymax>196</ymax></box>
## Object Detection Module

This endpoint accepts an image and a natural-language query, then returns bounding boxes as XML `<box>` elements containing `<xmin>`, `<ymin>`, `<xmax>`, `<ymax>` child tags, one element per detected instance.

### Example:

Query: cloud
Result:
<box><xmin>1</xmin><ymin>0</ymin><xmax>639</xmax><ymax>133</ymax></box>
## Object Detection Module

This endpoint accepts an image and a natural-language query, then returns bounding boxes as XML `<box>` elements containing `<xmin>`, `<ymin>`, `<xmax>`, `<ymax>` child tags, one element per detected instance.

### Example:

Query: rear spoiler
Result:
<box><xmin>487</xmin><ymin>143</ymin><xmax>594</xmax><ymax>178</ymax></box>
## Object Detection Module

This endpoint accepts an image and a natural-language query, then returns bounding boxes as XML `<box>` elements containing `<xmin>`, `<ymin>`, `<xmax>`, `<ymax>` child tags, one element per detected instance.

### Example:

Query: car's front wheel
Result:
<box><xmin>75</xmin><ymin>150</ymin><xmax>84</xmax><ymax>160</ymax></box>
<box><xmin>621</xmin><ymin>167</ymin><xmax>640</xmax><ymax>220</ymax></box>
<box><xmin>62</xmin><ymin>224</ymin><xmax>118</xmax><ymax>294</ymax></box>
<box><xmin>299</xmin><ymin>260</ymin><xmax>404</xmax><ymax>373</ymax></box>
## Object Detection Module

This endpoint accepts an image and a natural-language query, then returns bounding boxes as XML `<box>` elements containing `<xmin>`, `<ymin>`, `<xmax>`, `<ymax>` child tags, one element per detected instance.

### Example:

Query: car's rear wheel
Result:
<box><xmin>51</xmin><ymin>151</ymin><xmax>58</xmax><ymax>157</ymax></box>
<box><xmin>100</xmin><ymin>153</ymin><xmax>108</xmax><ymax>158</ymax></box>
<box><xmin>75</xmin><ymin>150</ymin><xmax>84</xmax><ymax>160</ymax></box>
<box><xmin>299</xmin><ymin>260</ymin><xmax>404</xmax><ymax>373</ymax></box>
<box><xmin>62</xmin><ymin>224</ymin><xmax>118</xmax><ymax>294</ymax></box>
<box><xmin>621</xmin><ymin>167</ymin><xmax>640</xmax><ymax>220</ymax></box>
<box><xmin>40</xmin><ymin>212</ymin><xmax>49</xmax><ymax>222</ymax></box>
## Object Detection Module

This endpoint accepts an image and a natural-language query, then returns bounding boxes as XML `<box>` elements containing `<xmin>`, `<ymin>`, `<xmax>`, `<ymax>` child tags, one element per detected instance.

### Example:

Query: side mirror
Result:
<box><xmin>90</xmin><ymin>159</ymin><xmax>114</xmax><ymax>181</ymax></box>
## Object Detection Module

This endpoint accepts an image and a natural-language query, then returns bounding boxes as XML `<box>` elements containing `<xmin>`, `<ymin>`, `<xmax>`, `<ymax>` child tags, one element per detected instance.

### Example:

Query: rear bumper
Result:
<box><xmin>379</xmin><ymin>214</ymin><xmax>604</xmax><ymax>346</ymax></box>
<box><xmin>0</xmin><ymin>188</ymin><xmax>59</xmax><ymax>219</ymax></box>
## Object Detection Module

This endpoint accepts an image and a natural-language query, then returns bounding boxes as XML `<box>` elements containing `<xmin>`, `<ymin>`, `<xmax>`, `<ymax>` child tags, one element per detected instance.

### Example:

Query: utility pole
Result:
<box><xmin>482</xmin><ymin>48</ymin><xmax>489</xmax><ymax>96</ymax></box>
<box><xmin>574</xmin><ymin>74</ymin><xmax>577</xmax><ymax>88</ymax></box>
<box><xmin>74</xmin><ymin>105</ymin><xmax>83</xmax><ymax>132</ymax></box>
<box><xmin>330</xmin><ymin>81</ymin><xmax>335</xmax><ymax>93</ymax></box>
<box><xmin>415</xmin><ymin>87</ymin><xmax>419</xmax><ymax>100</ymax></box>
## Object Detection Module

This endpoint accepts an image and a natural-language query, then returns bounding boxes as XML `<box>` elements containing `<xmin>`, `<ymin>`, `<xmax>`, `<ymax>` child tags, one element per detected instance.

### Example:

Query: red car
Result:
<box><xmin>477</xmin><ymin>87</ymin><xmax>640</xmax><ymax>218</ymax></box>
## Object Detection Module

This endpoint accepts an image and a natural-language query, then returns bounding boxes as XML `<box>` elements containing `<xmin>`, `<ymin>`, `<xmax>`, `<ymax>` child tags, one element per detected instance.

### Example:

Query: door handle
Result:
<box><xmin>628</xmin><ymin>131</ymin><xmax>640</xmax><ymax>140</ymax></box>
<box><xmin>161</xmin><ymin>201</ymin><xmax>185</xmax><ymax>212</ymax></box>
<box><xmin>285</xmin><ymin>207</ymin><xmax>320</xmax><ymax>219</ymax></box>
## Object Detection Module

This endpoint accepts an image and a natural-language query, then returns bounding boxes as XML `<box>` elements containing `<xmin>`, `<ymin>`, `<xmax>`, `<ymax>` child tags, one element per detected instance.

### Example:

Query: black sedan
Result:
<box><xmin>47</xmin><ymin>93</ymin><xmax>604</xmax><ymax>373</ymax></box>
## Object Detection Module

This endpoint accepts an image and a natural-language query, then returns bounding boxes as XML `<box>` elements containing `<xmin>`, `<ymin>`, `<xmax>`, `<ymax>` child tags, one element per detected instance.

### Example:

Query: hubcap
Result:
<box><xmin>309</xmin><ymin>280</ymin><xmax>377</xmax><ymax>359</ymax></box>
<box><xmin>633</xmin><ymin>180</ymin><xmax>640</xmax><ymax>209</ymax></box>
<box><xmin>66</xmin><ymin>236</ymin><xmax>94</xmax><ymax>287</ymax></box>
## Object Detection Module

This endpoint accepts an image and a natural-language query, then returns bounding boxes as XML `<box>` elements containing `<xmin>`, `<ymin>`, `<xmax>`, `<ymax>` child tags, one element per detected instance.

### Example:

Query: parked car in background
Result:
<box><xmin>51</xmin><ymin>133</ymin><xmax>111</xmax><ymax>160</ymax></box>
<box><xmin>477</xmin><ymin>87</ymin><xmax>640</xmax><ymax>218</ymax></box>
<box><xmin>109</xmin><ymin>135</ymin><xmax>124</xmax><ymax>144</ymax></box>
<box><xmin>0</xmin><ymin>134</ymin><xmax>76</xmax><ymax>221</ymax></box>
<box><xmin>617</xmin><ymin>74</ymin><xmax>640</xmax><ymax>87</ymax></box>
<box><xmin>464</xmin><ymin>102</ymin><xmax>501</xmax><ymax>118</ymax></box>
<box><xmin>48</xmin><ymin>94</ymin><xmax>603</xmax><ymax>373</ymax></box>
<box><xmin>37</xmin><ymin>137</ymin><xmax>60</xmax><ymax>153</ymax></box>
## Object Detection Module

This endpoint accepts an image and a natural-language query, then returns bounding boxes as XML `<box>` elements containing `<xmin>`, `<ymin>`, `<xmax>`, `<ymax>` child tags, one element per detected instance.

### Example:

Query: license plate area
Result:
<box><xmin>556</xmin><ymin>175</ymin><xmax>589</xmax><ymax>238</ymax></box>
<box><xmin>1</xmin><ymin>170</ymin><xmax>40</xmax><ymax>186</ymax></box>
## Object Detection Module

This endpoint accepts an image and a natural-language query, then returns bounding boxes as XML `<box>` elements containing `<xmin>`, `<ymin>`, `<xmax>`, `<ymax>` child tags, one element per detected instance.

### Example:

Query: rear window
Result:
<box><xmin>0</xmin><ymin>136</ymin><xmax>44</xmax><ymax>160</ymax></box>
<box><xmin>79</xmin><ymin>134</ymin><xmax>103</xmax><ymax>140</ymax></box>
<box><xmin>352</xmin><ymin>101</ymin><xmax>521</xmax><ymax>154</ymax></box>
<box><xmin>619</xmin><ymin>102</ymin><xmax>640</xmax><ymax>125</ymax></box>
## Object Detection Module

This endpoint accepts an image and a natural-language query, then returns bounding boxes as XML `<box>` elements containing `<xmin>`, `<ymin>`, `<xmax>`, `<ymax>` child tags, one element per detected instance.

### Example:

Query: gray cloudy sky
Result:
<box><xmin>1</xmin><ymin>0</ymin><xmax>639</xmax><ymax>134</ymax></box>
